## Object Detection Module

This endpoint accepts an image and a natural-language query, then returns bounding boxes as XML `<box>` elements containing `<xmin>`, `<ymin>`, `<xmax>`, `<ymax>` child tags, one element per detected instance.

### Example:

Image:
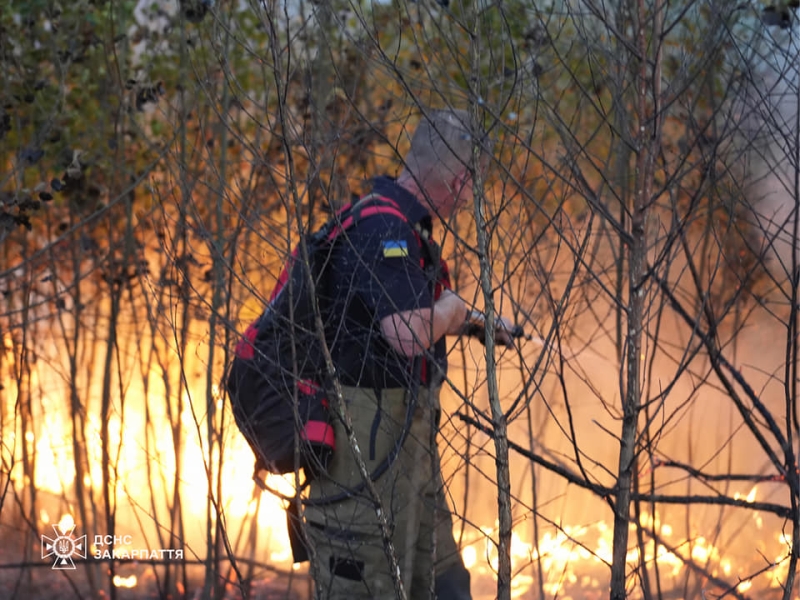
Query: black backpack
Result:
<box><xmin>225</xmin><ymin>194</ymin><xmax>413</xmax><ymax>481</ymax></box>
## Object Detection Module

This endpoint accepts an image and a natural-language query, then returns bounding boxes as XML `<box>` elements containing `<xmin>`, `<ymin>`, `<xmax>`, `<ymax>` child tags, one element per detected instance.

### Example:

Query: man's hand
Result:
<box><xmin>462</xmin><ymin>310</ymin><xmax>518</xmax><ymax>348</ymax></box>
<box><xmin>494</xmin><ymin>315</ymin><xmax>517</xmax><ymax>348</ymax></box>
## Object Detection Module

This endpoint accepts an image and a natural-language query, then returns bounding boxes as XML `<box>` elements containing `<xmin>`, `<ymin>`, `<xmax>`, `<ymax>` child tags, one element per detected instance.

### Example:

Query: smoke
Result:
<box><xmin>745</xmin><ymin>32</ymin><xmax>800</xmax><ymax>280</ymax></box>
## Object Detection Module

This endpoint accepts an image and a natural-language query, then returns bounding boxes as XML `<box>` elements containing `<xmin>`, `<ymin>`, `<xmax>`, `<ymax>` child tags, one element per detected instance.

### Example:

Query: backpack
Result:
<box><xmin>225</xmin><ymin>194</ymin><xmax>413</xmax><ymax>482</ymax></box>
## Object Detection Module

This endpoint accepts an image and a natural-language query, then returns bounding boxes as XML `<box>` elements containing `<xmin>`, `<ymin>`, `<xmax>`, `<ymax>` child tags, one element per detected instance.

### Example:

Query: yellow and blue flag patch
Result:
<box><xmin>382</xmin><ymin>240</ymin><xmax>409</xmax><ymax>258</ymax></box>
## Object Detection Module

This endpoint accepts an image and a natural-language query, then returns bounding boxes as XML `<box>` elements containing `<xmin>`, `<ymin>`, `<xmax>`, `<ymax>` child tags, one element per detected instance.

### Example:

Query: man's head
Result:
<box><xmin>397</xmin><ymin>108</ymin><xmax>492</xmax><ymax>217</ymax></box>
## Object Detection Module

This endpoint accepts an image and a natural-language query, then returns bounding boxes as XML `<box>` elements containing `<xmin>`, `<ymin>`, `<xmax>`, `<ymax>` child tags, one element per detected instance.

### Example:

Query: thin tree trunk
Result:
<box><xmin>470</xmin><ymin>115</ymin><xmax>512</xmax><ymax>600</ymax></box>
<box><xmin>781</xmin><ymin>32</ymin><xmax>800</xmax><ymax>600</ymax></box>
<box><xmin>610</xmin><ymin>0</ymin><xmax>657</xmax><ymax>596</ymax></box>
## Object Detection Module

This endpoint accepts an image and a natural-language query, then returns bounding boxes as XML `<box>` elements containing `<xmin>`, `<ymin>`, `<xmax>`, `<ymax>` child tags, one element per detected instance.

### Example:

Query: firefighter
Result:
<box><xmin>302</xmin><ymin>108</ymin><xmax>515</xmax><ymax>599</ymax></box>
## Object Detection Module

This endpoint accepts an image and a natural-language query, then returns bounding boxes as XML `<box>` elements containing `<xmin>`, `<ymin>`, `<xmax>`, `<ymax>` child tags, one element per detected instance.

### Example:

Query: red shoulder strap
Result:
<box><xmin>324</xmin><ymin>193</ymin><xmax>408</xmax><ymax>242</ymax></box>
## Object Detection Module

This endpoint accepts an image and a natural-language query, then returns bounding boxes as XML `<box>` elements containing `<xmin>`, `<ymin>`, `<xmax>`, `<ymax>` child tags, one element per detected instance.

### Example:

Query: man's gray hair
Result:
<box><xmin>404</xmin><ymin>108</ymin><xmax>492</xmax><ymax>181</ymax></box>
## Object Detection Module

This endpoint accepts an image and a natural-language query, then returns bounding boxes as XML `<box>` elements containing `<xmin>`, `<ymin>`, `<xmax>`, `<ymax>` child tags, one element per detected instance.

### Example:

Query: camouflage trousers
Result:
<box><xmin>302</xmin><ymin>385</ymin><xmax>471</xmax><ymax>600</ymax></box>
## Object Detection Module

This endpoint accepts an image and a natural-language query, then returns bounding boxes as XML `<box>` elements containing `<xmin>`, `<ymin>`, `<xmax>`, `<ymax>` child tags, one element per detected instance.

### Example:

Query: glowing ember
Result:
<box><xmin>57</xmin><ymin>514</ymin><xmax>75</xmax><ymax>533</ymax></box>
<box><xmin>112</xmin><ymin>575</ymin><xmax>137</xmax><ymax>588</ymax></box>
<box><xmin>462</xmin><ymin>545</ymin><xmax>477</xmax><ymax>570</ymax></box>
<box><xmin>734</xmin><ymin>485</ymin><xmax>758</xmax><ymax>503</ymax></box>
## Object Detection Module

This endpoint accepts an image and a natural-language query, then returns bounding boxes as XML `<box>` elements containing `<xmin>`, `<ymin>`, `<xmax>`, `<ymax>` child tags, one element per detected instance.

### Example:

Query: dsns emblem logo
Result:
<box><xmin>42</xmin><ymin>517</ymin><xmax>86</xmax><ymax>570</ymax></box>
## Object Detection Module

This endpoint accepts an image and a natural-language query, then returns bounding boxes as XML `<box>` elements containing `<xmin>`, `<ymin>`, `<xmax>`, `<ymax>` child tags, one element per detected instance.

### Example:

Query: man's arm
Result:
<box><xmin>379</xmin><ymin>289</ymin><xmax>466</xmax><ymax>357</ymax></box>
<box><xmin>380</xmin><ymin>290</ymin><xmax>517</xmax><ymax>357</ymax></box>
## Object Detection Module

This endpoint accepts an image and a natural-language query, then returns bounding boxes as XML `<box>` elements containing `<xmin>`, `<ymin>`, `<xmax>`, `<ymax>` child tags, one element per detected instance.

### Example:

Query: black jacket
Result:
<box><xmin>324</xmin><ymin>176</ymin><xmax>448</xmax><ymax>389</ymax></box>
